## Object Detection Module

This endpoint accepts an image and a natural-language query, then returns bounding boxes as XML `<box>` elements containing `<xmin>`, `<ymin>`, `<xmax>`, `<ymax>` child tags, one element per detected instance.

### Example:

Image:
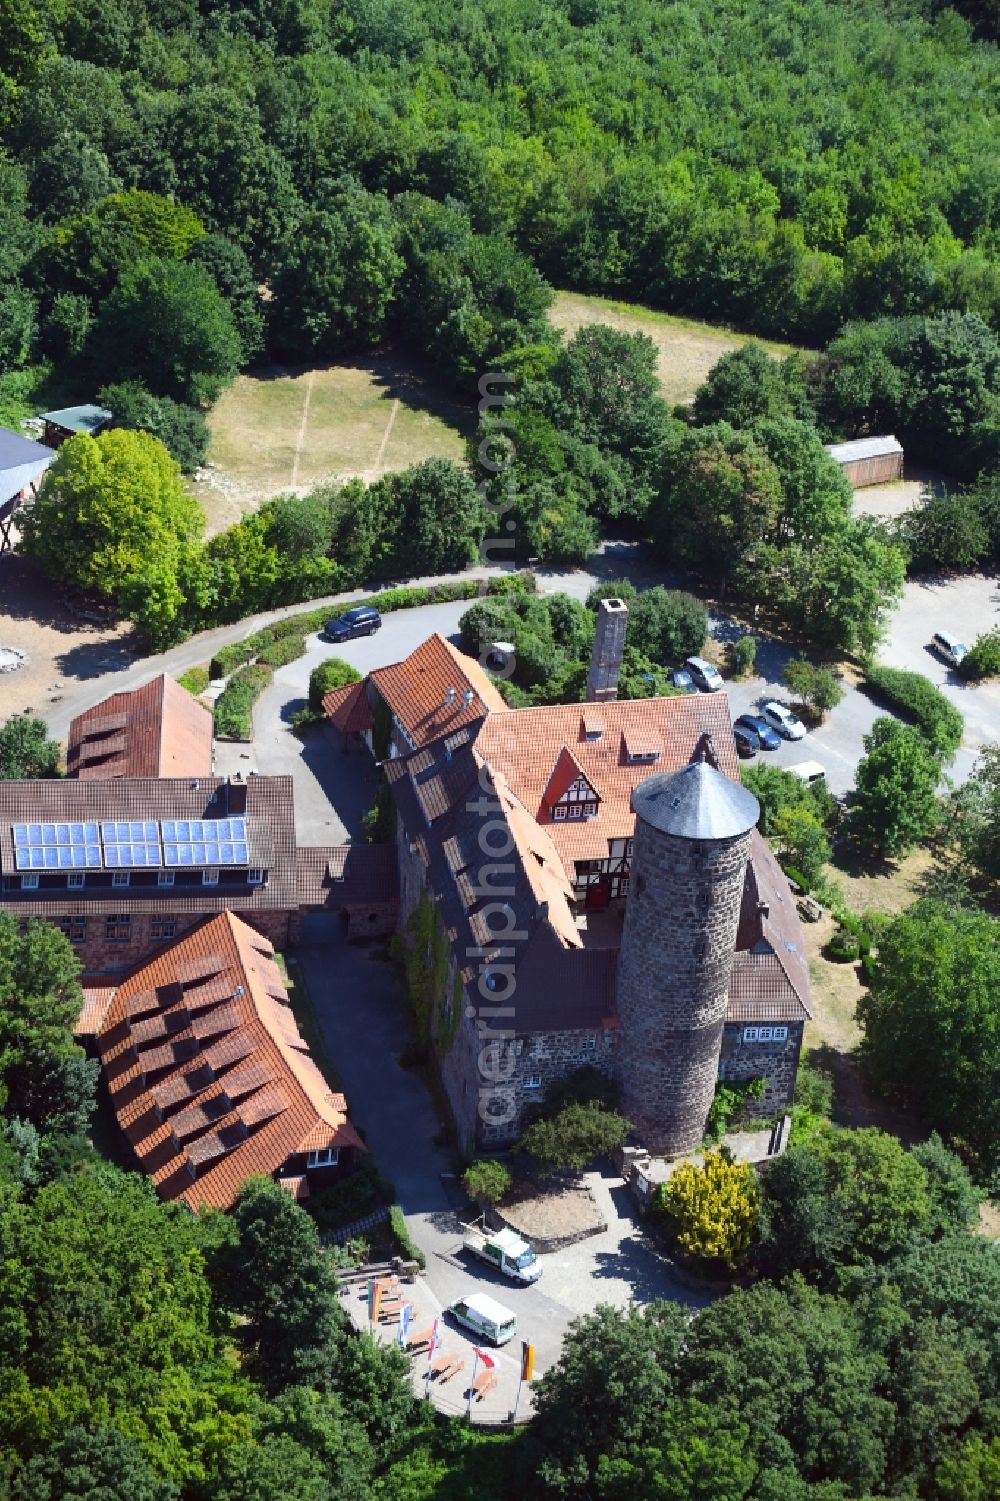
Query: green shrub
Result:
<box><xmin>256</xmin><ymin>633</ymin><xmax>306</xmax><ymax>668</ymax></box>
<box><xmin>389</xmin><ymin>1204</ymin><xmax>426</xmax><ymax>1268</ymax></box>
<box><xmin>827</xmin><ymin>927</ymin><xmax>861</xmax><ymax>962</ymax></box>
<box><xmin>210</xmin><ymin>640</ymin><xmax>257</xmax><ymax>678</ymax></box>
<box><xmin>781</xmin><ymin>865</ymin><xmax>810</xmax><ymax>892</ymax></box>
<box><xmin>462</xmin><ymin>1159</ymin><xmax>512</xmax><ymax>1206</ymax></box>
<box><xmin>733</xmin><ymin>634</ymin><xmax>757</xmax><ymax>675</ymax></box>
<box><xmin>308</xmin><ymin>657</ymin><xmax>362</xmax><ymax>715</ymax></box>
<box><xmin>864</xmin><ymin>664</ymin><xmax>963</xmax><ymax>760</ymax></box>
<box><xmin>308</xmin><ymin>1158</ymin><xmax>391</xmax><ymax>1233</ymax></box>
<box><xmin>794</xmin><ymin>1054</ymin><xmax>835</xmax><ymax>1118</ymax></box>
<box><xmin>213</xmin><ymin>663</ymin><xmax>272</xmax><ymax>740</ymax></box>
<box><xmin>959</xmin><ymin>629</ymin><xmax>1000</xmax><ymax>681</ymax></box>
<box><xmin>177</xmin><ymin>666</ymin><xmax>209</xmax><ymax>695</ymax></box>
<box><xmin>783</xmin><ymin>657</ymin><xmax>844</xmax><ymax>716</ymax></box>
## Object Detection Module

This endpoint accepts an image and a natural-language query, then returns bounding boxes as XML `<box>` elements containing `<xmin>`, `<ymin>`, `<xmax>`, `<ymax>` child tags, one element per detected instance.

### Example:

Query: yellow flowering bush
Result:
<box><xmin>658</xmin><ymin>1150</ymin><xmax>760</xmax><ymax>1271</ymax></box>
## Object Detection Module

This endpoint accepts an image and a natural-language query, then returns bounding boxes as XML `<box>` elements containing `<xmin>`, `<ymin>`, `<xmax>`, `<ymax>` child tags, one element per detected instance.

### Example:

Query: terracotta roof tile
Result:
<box><xmin>96</xmin><ymin>912</ymin><xmax>364</xmax><ymax>1211</ymax></box>
<box><xmin>75</xmin><ymin>979</ymin><xmax>116</xmax><ymax>1038</ymax></box>
<box><xmin>67</xmin><ymin>675</ymin><xmax>213</xmax><ymax>780</ymax></box>
<box><xmin>322</xmin><ymin>680</ymin><xmax>372</xmax><ymax>735</ymax></box>
<box><xmin>367</xmin><ymin>634</ymin><xmax>507</xmax><ymax>750</ymax></box>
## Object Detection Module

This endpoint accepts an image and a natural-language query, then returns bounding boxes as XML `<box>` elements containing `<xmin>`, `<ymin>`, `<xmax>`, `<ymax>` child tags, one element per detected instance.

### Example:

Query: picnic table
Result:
<box><xmin>406</xmin><ymin>1325</ymin><xmax>435</xmax><ymax>1352</ymax></box>
<box><xmin>470</xmin><ymin>1368</ymin><xmax>497</xmax><ymax>1402</ymax></box>
<box><xmin>431</xmin><ymin>1353</ymin><xmax>464</xmax><ymax>1383</ymax></box>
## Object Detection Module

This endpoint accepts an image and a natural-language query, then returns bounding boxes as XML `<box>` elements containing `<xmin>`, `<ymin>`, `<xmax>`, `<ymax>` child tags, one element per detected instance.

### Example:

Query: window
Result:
<box><xmin>60</xmin><ymin>916</ymin><xmax>86</xmax><ymax>945</ymax></box>
<box><xmin>742</xmin><ymin>1025</ymin><xmax>788</xmax><ymax>1044</ymax></box>
<box><xmin>21</xmin><ymin>873</ymin><xmax>39</xmax><ymax>890</ymax></box>
<box><xmin>248</xmin><ymin>868</ymin><xmax>264</xmax><ymax>886</ymax></box>
<box><xmin>581</xmin><ymin>1037</ymin><xmax>597</xmax><ymax>1053</ymax></box>
<box><xmin>112</xmin><ymin>871</ymin><xmax>130</xmax><ymax>888</ymax></box>
<box><xmin>106</xmin><ymin>915</ymin><xmax>131</xmax><ymax>942</ymax></box>
<box><xmin>157</xmin><ymin>871</ymin><xmax>175</xmax><ymax>888</ymax></box>
<box><xmin>307</xmin><ymin>1147</ymin><xmax>340</xmax><ymax>1168</ymax></box>
<box><xmin>568</xmin><ymin>803</ymin><xmax>582</xmax><ymax>819</ymax></box>
<box><xmin>553</xmin><ymin>805</ymin><xmax>567</xmax><ymax>820</ymax></box>
<box><xmin>68</xmin><ymin>872</ymin><xmax>85</xmax><ymax>889</ymax></box>
<box><xmin>150</xmin><ymin>917</ymin><xmax>176</xmax><ymax>941</ymax></box>
<box><xmin>202</xmin><ymin>869</ymin><xmax>219</xmax><ymax>887</ymax></box>
<box><xmin>523</xmin><ymin>1074</ymin><xmax>542</xmax><ymax>1090</ymax></box>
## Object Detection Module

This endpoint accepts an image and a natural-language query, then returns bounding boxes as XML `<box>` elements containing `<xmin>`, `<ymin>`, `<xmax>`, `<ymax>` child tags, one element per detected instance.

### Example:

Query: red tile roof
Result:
<box><xmin>364</xmin><ymin>634</ymin><xmax>507</xmax><ymax>750</ymax></box>
<box><xmin>472</xmin><ymin>695</ymin><xmax>739</xmax><ymax>870</ymax></box>
<box><xmin>322</xmin><ymin>680</ymin><xmax>372</xmax><ymax>735</ymax></box>
<box><xmin>76</xmin><ymin>978</ymin><xmax>116</xmax><ymax>1039</ymax></box>
<box><xmin>67</xmin><ymin>675</ymin><xmax>213</xmax><ymax>780</ymax></box>
<box><xmin>96</xmin><ymin>912</ymin><xmax>364</xmax><ymax>1210</ymax></box>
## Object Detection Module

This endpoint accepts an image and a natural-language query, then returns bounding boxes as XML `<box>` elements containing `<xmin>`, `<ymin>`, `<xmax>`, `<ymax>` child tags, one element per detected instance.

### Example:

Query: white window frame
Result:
<box><xmin>742</xmin><ymin>1025</ymin><xmax>788</xmax><ymax>1044</ymax></box>
<box><xmin>21</xmin><ymin>873</ymin><xmax>39</xmax><ymax>890</ymax></box>
<box><xmin>523</xmin><ymin>1073</ymin><xmax>542</xmax><ymax>1090</ymax></box>
<box><xmin>112</xmin><ymin>871</ymin><xmax>130</xmax><ymax>888</ymax></box>
<box><xmin>202</xmin><ymin>869</ymin><xmax>219</xmax><ymax>887</ymax></box>
<box><xmin>248</xmin><ymin>868</ymin><xmax>264</xmax><ymax>886</ymax></box>
<box><xmin>553</xmin><ymin>804</ymin><xmax>567</xmax><ymax>820</ymax></box>
<box><xmin>67</xmin><ymin>871</ymin><xmax>85</xmax><ymax>889</ymax></box>
<box><xmin>581</xmin><ymin>1037</ymin><xmax>597</xmax><ymax>1053</ymax></box>
<box><xmin>157</xmin><ymin>870</ymin><xmax>175</xmax><ymax>887</ymax></box>
<box><xmin>306</xmin><ymin>1146</ymin><xmax>340</xmax><ymax>1168</ymax></box>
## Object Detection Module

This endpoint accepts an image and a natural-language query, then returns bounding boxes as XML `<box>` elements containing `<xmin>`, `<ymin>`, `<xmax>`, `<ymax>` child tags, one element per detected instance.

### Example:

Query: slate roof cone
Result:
<box><xmin>615</xmin><ymin>741</ymin><xmax>761</xmax><ymax>1156</ymax></box>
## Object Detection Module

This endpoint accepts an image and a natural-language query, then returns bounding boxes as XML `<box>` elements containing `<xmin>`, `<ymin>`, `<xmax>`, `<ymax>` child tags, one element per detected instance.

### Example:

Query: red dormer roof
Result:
<box><xmin>541</xmin><ymin>746</ymin><xmax>599</xmax><ymax>813</ymax></box>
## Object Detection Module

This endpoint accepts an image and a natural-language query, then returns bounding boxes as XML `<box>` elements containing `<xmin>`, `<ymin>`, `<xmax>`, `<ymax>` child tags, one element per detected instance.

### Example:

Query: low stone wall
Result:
<box><xmin>492</xmin><ymin>1182</ymin><xmax>607</xmax><ymax>1252</ymax></box>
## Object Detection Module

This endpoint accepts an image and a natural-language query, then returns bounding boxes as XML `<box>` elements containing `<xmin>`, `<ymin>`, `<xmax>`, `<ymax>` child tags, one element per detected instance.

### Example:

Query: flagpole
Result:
<box><xmin>467</xmin><ymin>1347</ymin><xmax>479</xmax><ymax>1420</ymax></box>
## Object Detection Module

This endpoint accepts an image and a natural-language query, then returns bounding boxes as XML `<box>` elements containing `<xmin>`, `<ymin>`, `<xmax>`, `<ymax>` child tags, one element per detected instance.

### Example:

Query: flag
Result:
<box><xmin>473</xmin><ymin>1345</ymin><xmax>495</xmax><ymax>1370</ymax></box>
<box><xmin>521</xmin><ymin>1341</ymin><xmax>535</xmax><ymax>1382</ymax></box>
<box><xmin>427</xmin><ymin>1317</ymin><xmax>440</xmax><ymax>1363</ymax></box>
<box><xmin>367</xmin><ymin>1279</ymin><xmax>382</xmax><ymax>1322</ymax></box>
<box><xmin>398</xmin><ymin>1302</ymin><xmax>412</xmax><ymax>1347</ymax></box>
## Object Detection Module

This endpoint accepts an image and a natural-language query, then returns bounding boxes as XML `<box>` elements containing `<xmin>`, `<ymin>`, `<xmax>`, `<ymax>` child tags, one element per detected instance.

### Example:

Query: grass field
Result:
<box><xmin>549</xmin><ymin>290</ymin><xmax>811</xmax><ymax>406</ymax></box>
<box><xmin>199</xmin><ymin>351</ymin><xmax>473</xmax><ymax>534</ymax></box>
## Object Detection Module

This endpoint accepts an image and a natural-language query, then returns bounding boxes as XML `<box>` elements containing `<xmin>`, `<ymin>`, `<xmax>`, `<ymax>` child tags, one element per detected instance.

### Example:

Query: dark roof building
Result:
<box><xmin>0</xmin><ymin>425</ymin><xmax>55</xmax><ymax>504</ymax></box>
<box><xmin>67</xmin><ymin>674</ymin><xmax>213</xmax><ymax>780</ymax></box>
<box><xmin>39</xmin><ymin>404</ymin><xmax>112</xmax><ymax>448</ymax></box>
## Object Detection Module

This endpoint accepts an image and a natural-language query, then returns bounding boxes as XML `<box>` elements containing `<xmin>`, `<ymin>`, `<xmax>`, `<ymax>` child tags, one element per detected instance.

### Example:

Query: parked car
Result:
<box><xmin>447</xmin><ymin>1292</ymin><xmax>518</xmax><ymax>1345</ymax></box>
<box><xmin>733</xmin><ymin>713</ymin><xmax>782</xmax><ymax>751</ymax></box>
<box><xmin>324</xmin><ymin>605</ymin><xmax>382</xmax><ymax>641</ymax></box>
<box><xmin>733</xmin><ymin>725</ymin><xmax>758</xmax><ymax>758</ymax></box>
<box><xmin>930</xmin><ymin>629</ymin><xmax>967</xmax><ymax>668</ymax></box>
<box><xmin>685</xmin><ymin>656</ymin><xmax>724</xmax><ymax>692</ymax></box>
<box><xmin>671</xmin><ymin>667</ymin><xmax>696</xmax><ymax>694</ymax></box>
<box><xmin>761</xmin><ymin>701</ymin><xmax>806</xmax><ymax>740</ymax></box>
<box><xmin>788</xmin><ymin>760</ymin><xmax>827</xmax><ymax>787</ymax></box>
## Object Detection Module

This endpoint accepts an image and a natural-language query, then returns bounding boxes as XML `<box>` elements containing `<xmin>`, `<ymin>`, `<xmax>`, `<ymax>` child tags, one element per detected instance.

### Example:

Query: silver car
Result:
<box><xmin>761</xmin><ymin>700</ymin><xmax>806</xmax><ymax>740</ymax></box>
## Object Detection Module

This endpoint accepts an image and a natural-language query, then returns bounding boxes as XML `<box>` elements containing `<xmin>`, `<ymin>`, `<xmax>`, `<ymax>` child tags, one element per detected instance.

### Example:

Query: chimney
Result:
<box><xmin>444</xmin><ymin>686</ymin><xmax>456</xmax><ymax>708</ymax></box>
<box><xmin>226</xmin><ymin>776</ymin><xmax>248</xmax><ymax>814</ymax></box>
<box><xmin>462</xmin><ymin>689</ymin><xmax>475</xmax><ymax>709</ymax></box>
<box><xmin>586</xmin><ymin>598</ymin><xmax>628</xmax><ymax>702</ymax></box>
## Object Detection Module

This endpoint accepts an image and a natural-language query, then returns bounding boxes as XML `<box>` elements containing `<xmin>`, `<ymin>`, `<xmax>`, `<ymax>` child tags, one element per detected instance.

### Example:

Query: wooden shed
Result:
<box><xmin>825</xmin><ymin>435</ymin><xmax>904</xmax><ymax>488</ymax></box>
<box><xmin>39</xmin><ymin>404</ymin><xmax>112</xmax><ymax>449</ymax></box>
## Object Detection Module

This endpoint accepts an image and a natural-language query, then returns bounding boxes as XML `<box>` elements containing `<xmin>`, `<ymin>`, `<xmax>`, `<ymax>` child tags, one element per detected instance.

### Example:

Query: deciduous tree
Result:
<box><xmin>0</xmin><ymin>717</ymin><xmax>60</xmax><ymax>779</ymax></box>
<box><xmin>853</xmin><ymin>717</ymin><xmax>941</xmax><ymax>857</ymax></box>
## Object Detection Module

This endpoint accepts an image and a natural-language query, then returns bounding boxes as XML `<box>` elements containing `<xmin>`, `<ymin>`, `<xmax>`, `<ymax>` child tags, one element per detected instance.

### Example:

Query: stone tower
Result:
<box><xmin>586</xmin><ymin>598</ymin><xmax>628</xmax><ymax>702</ymax></box>
<box><xmin>615</xmin><ymin>741</ymin><xmax>760</xmax><ymax>1155</ymax></box>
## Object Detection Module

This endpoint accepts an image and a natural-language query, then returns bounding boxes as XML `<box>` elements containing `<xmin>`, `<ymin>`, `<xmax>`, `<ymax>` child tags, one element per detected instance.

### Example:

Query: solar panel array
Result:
<box><xmin>102</xmin><ymin>820</ymin><xmax>162</xmax><ymax>868</ymax></box>
<box><xmin>162</xmin><ymin>818</ymin><xmax>249</xmax><ymax>868</ymax></box>
<box><xmin>13</xmin><ymin>821</ymin><xmax>102</xmax><ymax>870</ymax></box>
<box><xmin>12</xmin><ymin>816</ymin><xmax>251</xmax><ymax>872</ymax></box>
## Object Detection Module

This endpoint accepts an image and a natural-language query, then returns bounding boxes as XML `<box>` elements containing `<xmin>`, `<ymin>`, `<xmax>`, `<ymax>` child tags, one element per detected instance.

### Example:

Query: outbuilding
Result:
<box><xmin>0</xmin><ymin>425</ymin><xmax>56</xmax><ymax>555</ymax></box>
<box><xmin>39</xmin><ymin>404</ymin><xmax>112</xmax><ymax>449</ymax></box>
<box><xmin>825</xmin><ymin>435</ymin><xmax>904</xmax><ymax>487</ymax></box>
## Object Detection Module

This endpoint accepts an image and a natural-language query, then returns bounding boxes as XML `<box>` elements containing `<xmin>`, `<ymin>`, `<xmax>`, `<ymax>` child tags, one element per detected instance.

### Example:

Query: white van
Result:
<box><xmin>448</xmin><ymin>1292</ymin><xmax>518</xmax><ymax>1345</ymax></box>
<box><xmin>788</xmin><ymin>761</ymin><xmax>827</xmax><ymax>788</ymax></box>
<box><xmin>931</xmin><ymin>630</ymin><xmax>967</xmax><ymax>668</ymax></box>
<box><xmin>685</xmin><ymin>656</ymin><xmax>724</xmax><ymax>692</ymax></box>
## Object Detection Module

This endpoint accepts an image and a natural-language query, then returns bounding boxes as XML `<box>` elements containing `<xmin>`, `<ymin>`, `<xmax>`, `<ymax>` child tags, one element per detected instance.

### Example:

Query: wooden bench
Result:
<box><xmin>407</xmin><ymin>1325</ymin><xmax>435</xmax><ymax>1352</ymax></box>
<box><xmin>434</xmin><ymin>1355</ymin><xmax>464</xmax><ymax>1383</ymax></box>
<box><xmin>471</xmin><ymin>1368</ymin><xmax>497</xmax><ymax>1402</ymax></box>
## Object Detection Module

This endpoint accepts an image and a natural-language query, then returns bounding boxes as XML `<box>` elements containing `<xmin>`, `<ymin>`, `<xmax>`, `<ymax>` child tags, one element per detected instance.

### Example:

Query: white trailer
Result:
<box><xmin>462</xmin><ymin>1225</ymin><xmax>542</xmax><ymax>1284</ymax></box>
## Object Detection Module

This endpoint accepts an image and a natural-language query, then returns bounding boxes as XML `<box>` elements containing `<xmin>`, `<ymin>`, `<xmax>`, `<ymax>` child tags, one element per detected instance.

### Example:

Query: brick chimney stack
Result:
<box><xmin>586</xmin><ymin>597</ymin><xmax>628</xmax><ymax>703</ymax></box>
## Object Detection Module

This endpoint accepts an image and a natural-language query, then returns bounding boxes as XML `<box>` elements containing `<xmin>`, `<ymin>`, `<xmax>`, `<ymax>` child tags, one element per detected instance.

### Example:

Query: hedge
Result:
<box><xmin>958</xmin><ymin>630</ymin><xmax>1000</xmax><ymax>682</ymax></box>
<box><xmin>388</xmin><ymin>1204</ymin><xmax>426</xmax><ymax>1269</ymax></box>
<box><xmin>863</xmin><ymin>664</ymin><xmax>963</xmax><ymax>760</ymax></box>
<box><xmin>213</xmin><ymin>663</ymin><xmax>272</xmax><ymax>741</ymax></box>
<box><xmin>256</xmin><ymin>633</ymin><xmax>306</xmax><ymax>669</ymax></box>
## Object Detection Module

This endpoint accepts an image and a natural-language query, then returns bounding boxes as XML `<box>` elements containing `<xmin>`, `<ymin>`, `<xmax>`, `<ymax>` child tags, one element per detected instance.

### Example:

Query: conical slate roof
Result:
<box><xmin>631</xmin><ymin>758</ymin><xmax>760</xmax><ymax>841</ymax></box>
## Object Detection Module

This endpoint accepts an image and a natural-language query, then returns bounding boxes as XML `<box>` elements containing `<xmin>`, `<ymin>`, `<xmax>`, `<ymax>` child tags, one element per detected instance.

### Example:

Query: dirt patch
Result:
<box><xmin>978</xmin><ymin>1201</ymin><xmax>1000</xmax><ymax>1241</ymax></box>
<box><xmin>197</xmin><ymin>352</ymin><xmax>473</xmax><ymax>535</ymax></box>
<box><xmin>851</xmin><ymin>462</ymin><xmax>954</xmax><ymax>523</ymax></box>
<box><xmin>826</xmin><ymin>846</ymin><xmax>937</xmax><ymax>918</ymax></box>
<box><xmin>549</xmin><ymin>291</ymin><xmax>811</xmax><ymax>407</ymax></box>
<box><xmin>0</xmin><ymin>554</ymin><xmax>133</xmax><ymax>728</ymax></box>
<box><xmin>499</xmin><ymin>1180</ymin><xmax>607</xmax><ymax>1250</ymax></box>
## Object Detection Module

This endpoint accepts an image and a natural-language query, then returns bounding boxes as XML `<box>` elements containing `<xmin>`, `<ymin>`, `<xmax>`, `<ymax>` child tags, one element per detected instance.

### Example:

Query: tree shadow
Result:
<box><xmin>54</xmin><ymin>634</ymin><xmax>140</xmax><ymax>680</ymax></box>
<box><xmin>807</xmin><ymin>1040</ymin><xmax>924</xmax><ymax>1143</ymax></box>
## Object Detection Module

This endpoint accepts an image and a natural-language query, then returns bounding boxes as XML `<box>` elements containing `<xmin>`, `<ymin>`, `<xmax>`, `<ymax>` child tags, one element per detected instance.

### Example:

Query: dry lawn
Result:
<box><xmin>549</xmin><ymin>290</ymin><xmax>811</xmax><ymax>406</ymax></box>
<box><xmin>198</xmin><ymin>352</ymin><xmax>473</xmax><ymax>534</ymax></box>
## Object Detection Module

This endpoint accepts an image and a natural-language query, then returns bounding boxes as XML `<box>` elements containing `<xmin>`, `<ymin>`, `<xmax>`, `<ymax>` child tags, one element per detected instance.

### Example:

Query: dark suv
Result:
<box><xmin>324</xmin><ymin>606</ymin><xmax>382</xmax><ymax>642</ymax></box>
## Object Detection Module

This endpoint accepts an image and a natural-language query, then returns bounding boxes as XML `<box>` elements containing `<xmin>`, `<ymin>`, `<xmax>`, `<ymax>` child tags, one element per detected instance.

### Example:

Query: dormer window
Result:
<box><xmin>542</xmin><ymin>747</ymin><xmax>601</xmax><ymax>823</ymax></box>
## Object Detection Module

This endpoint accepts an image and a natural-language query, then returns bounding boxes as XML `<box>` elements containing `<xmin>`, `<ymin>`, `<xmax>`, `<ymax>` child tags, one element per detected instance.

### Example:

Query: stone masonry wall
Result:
<box><xmin>719</xmin><ymin>1021</ymin><xmax>804</xmax><ymax>1115</ymax></box>
<box><xmin>616</xmin><ymin>819</ymin><xmax>753</xmax><ymax>1156</ymax></box>
<box><xmin>32</xmin><ymin>906</ymin><xmax>292</xmax><ymax>975</ymax></box>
